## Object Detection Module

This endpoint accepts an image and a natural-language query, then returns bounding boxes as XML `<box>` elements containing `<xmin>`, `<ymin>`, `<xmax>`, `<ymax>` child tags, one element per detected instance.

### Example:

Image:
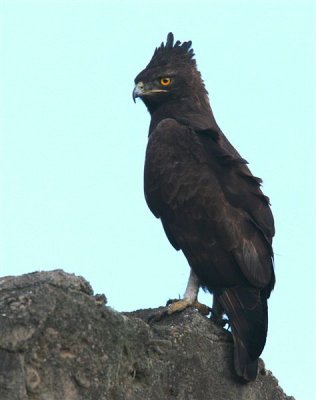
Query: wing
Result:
<box><xmin>144</xmin><ymin>119</ymin><xmax>275</xmax><ymax>293</ymax></box>
<box><xmin>196</xmin><ymin>128</ymin><xmax>274</xmax><ymax>242</ymax></box>
<box><xmin>196</xmin><ymin>128</ymin><xmax>275</xmax><ymax>293</ymax></box>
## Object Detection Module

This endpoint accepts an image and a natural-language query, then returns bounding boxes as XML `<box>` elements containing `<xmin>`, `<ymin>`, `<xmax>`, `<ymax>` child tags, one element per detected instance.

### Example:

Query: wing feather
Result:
<box><xmin>144</xmin><ymin>119</ymin><xmax>274</xmax><ymax>292</ymax></box>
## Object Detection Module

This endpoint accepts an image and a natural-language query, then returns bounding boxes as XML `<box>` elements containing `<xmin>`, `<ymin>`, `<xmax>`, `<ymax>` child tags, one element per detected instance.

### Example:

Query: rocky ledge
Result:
<box><xmin>0</xmin><ymin>270</ymin><xmax>294</xmax><ymax>400</ymax></box>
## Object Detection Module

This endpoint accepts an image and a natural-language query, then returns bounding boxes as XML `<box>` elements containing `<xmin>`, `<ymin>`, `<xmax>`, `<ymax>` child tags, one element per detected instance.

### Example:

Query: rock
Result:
<box><xmin>0</xmin><ymin>270</ymin><xmax>294</xmax><ymax>400</ymax></box>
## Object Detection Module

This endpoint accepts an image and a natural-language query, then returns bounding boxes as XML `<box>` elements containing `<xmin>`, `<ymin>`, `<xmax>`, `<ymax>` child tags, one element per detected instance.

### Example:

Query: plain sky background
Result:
<box><xmin>1</xmin><ymin>1</ymin><xmax>315</xmax><ymax>399</ymax></box>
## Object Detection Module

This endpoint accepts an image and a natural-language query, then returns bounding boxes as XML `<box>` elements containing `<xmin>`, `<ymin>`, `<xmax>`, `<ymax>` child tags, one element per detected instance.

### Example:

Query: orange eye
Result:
<box><xmin>160</xmin><ymin>77</ymin><xmax>172</xmax><ymax>86</ymax></box>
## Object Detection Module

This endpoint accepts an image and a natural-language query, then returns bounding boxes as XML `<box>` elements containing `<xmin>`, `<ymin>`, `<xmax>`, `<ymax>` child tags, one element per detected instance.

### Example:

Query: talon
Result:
<box><xmin>147</xmin><ymin>296</ymin><xmax>211</xmax><ymax>324</ymax></box>
<box><xmin>192</xmin><ymin>300</ymin><xmax>212</xmax><ymax>316</ymax></box>
<box><xmin>210</xmin><ymin>315</ymin><xmax>230</xmax><ymax>328</ymax></box>
<box><xmin>167</xmin><ymin>298</ymin><xmax>211</xmax><ymax>316</ymax></box>
<box><xmin>165</xmin><ymin>298</ymin><xmax>179</xmax><ymax>307</ymax></box>
<box><xmin>167</xmin><ymin>298</ymin><xmax>191</xmax><ymax>314</ymax></box>
<box><xmin>209</xmin><ymin>307</ymin><xmax>230</xmax><ymax>328</ymax></box>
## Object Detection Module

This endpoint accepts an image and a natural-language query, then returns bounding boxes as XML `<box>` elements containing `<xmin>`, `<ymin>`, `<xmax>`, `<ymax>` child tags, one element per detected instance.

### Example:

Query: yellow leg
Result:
<box><xmin>167</xmin><ymin>298</ymin><xmax>211</xmax><ymax>316</ymax></box>
<box><xmin>148</xmin><ymin>298</ymin><xmax>211</xmax><ymax>323</ymax></box>
<box><xmin>148</xmin><ymin>269</ymin><xmax>211</xmax><ymax>322</ymax></box>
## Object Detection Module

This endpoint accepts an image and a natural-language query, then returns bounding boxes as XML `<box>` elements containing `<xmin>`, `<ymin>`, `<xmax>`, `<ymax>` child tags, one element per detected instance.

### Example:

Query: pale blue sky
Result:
<box><xmin>1</xmin><ymin>1</ymin><xmax>315</xmax><ymax>399</ymax></box>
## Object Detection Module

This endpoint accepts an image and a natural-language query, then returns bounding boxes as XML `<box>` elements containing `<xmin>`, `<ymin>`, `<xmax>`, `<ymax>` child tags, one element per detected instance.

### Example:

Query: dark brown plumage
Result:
<box><xmin>133</xmin><ymin>33</ymin><xmax>275</xmax><ymax>382</ymax></box>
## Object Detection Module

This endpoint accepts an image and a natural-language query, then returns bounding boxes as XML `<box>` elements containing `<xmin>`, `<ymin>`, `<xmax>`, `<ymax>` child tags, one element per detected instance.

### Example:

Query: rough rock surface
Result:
<box><xmin>0</xmin><ymin>270</ymin><xmax>294</xmax><ymax>400</ymax></box>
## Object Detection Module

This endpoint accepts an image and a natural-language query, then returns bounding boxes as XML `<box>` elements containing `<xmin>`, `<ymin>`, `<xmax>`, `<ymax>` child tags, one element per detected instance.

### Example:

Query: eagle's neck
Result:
<box><xmin>147</xmin><ymin>94</ymin><xmax>219</xmax><ymax>135</ymax></box>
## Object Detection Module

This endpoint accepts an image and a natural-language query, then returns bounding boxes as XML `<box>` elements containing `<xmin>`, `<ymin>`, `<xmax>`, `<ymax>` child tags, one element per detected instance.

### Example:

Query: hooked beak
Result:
<box><xmin>132</xmin><ymin>81</ymin><xmax>145</xmax><ymax>103</ymax></box>
<box><xmin>133</xmin><ymin>81</ymin><xmax>168</xmax><ymax>103</ymax></box>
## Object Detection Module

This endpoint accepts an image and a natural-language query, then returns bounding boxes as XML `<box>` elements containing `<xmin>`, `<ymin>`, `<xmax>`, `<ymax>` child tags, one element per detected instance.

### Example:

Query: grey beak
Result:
<box><xmin>133</xmin><ymin>82</ymin><xmax>144</xmax><ymax>103</ymax></box>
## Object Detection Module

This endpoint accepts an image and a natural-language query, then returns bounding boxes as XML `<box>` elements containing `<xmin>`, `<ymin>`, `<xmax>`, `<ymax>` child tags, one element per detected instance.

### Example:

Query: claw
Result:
<box><xmin>192</xmin><ymin>300</ymin><xmax>212</xmax><ymax>316</ymax></box>
<box><xmin>147</xmin><ymin>298</ymin><xmax>211</xmax><ymax>324</ymax></box>
<box><xmin>209</xmin><ymin>307</ymin><xmax>230</xmax><ymax>328</ymax></box>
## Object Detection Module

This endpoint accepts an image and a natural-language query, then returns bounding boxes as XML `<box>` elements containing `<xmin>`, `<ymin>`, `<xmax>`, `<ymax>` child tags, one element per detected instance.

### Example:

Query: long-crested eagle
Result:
<box><xmin>133</xmin><ymin>33</ymin><xmax>275</xmax><ymax>382</ymax></box>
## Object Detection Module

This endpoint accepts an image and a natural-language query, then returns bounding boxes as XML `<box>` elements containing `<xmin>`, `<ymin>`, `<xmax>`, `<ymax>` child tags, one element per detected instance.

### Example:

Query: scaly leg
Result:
<box><xmin>167</xmin><ymin>269</ymin><xmax>210</xmax><ymax>315</ymax></box>
<box><xmin>148</xmin><ymin>269</ymin><xmax>211</xmax><ymax>322</ymax></box>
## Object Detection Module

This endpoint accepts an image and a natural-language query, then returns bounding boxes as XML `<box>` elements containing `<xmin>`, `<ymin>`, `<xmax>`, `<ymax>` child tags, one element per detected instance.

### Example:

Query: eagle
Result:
<box><xmin>133</xmin><ymin>33</ymin><xmax>275</xmax><ymax>382</ymax></box>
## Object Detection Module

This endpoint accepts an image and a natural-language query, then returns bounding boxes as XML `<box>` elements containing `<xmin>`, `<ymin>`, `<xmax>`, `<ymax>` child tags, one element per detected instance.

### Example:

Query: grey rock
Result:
<box><xmin>0</xmin><ymin>270</ymin><xmax>294</xmax><ymax>400</ymax></box>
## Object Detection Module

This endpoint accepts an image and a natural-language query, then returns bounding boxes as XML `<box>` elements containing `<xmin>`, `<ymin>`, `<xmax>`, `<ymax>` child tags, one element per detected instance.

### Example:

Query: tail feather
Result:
<box><xmin>233</xmin><ymin>335</ymin><xmax>259</xmax><ymax>382</ymax></box>
<box><xmin>217</xmin><ymin>287</ymin><xmax>268</xmax><ymax>381</ymax></box>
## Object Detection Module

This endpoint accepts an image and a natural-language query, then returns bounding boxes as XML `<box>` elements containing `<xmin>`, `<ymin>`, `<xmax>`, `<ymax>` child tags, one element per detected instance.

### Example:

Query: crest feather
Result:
<box><xmin>146</xmin><ymin>32</ymin><xmax>196</xmax><ymax>69</ymax></box>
